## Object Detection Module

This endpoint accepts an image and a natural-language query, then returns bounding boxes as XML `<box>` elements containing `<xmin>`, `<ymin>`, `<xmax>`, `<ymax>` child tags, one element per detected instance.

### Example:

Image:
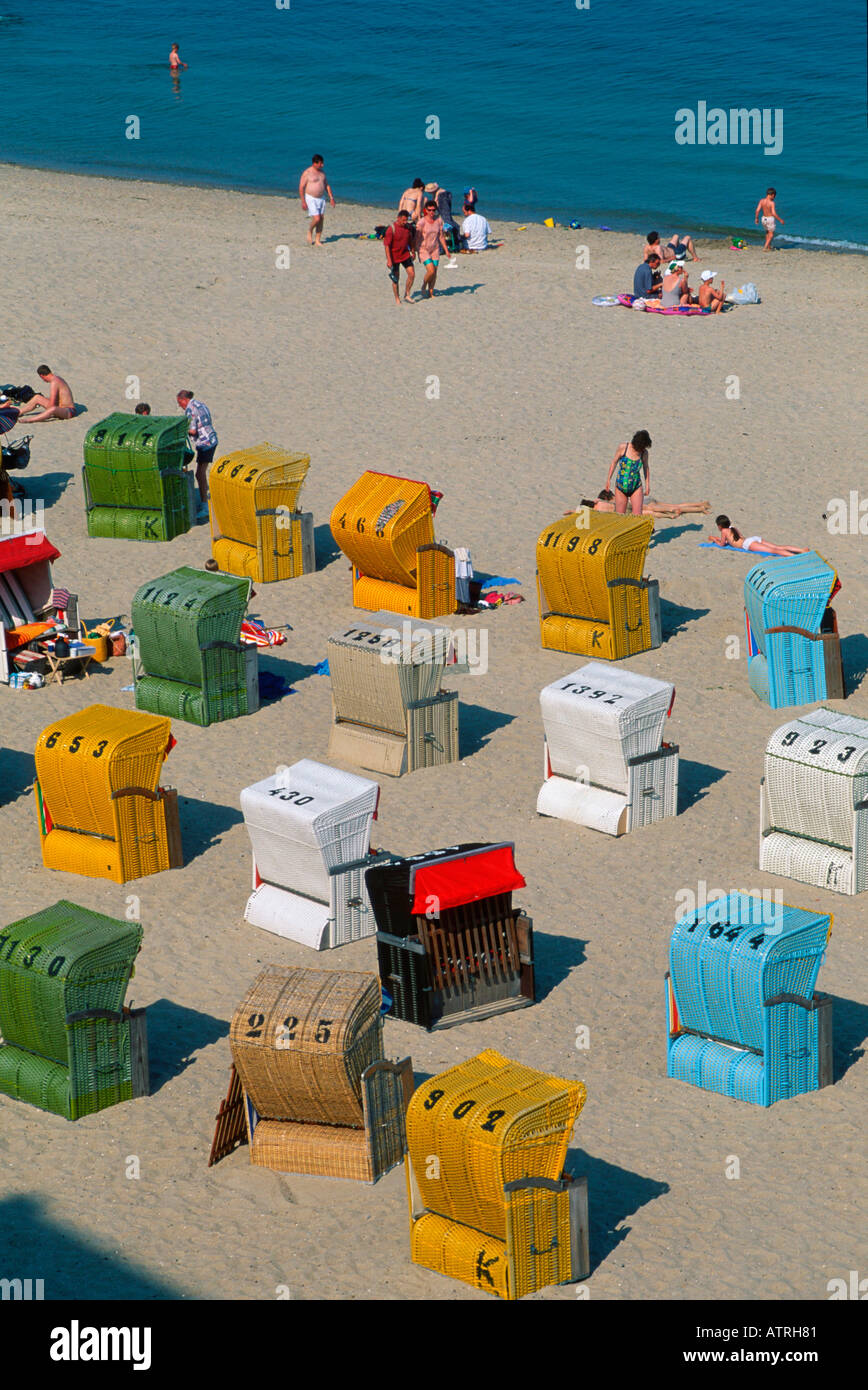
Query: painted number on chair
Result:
<box><xmin>268</xmin><ymin>789</ymin><xmax>314</xmax><ymax>805</ymax></box>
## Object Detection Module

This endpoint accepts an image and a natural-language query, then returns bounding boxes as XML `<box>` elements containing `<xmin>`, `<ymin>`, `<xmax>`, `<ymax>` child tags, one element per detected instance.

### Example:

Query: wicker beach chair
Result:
<box><xmin>0</xmin><ymin>900</ymin><xmax>148</xmax><ymax>1120</ymax></box>
<box><xmin>34</xmin><ymin>704</ymin><xmax>182</xmax><ymax>883</ymax></box>
<box><xmin>744</xmin><ymin>552</ymin><xmax>844</xmax><ymax>708</ymax></box>
<box><xmin>405</xmin><ymin>1049</ymin><xmax>589</xmax><ymax>1299</ymax></box>
<box><xmin>82</xmin><ymin>413</ymin><xmax>192</xmax><ymax>541</ymax></box>
<box><xmin>208</xmin><ymin>444</ymin><xmax>314</xmax><ymax>582</ymax></box>
<box><xmin>214</xmin><ymin>966</ymin><xmax>412</xmax><ymax>1182</ymax></box>
<box><xmin>537</xmin><ymin>662</ymin><xmax>678</xmax><ymax>835</ymax></box>
<box><xmin>330</xmin><ymin>471</ymin><xmax>455</xmax><ymax>618</ymax></box>
<box><xmin>132</xmin><ymin>566</ymin><xmax>258</xmax><ymax>726</ymax></box>
<box><xmin>536</xmin><ymin>510</ymin><xmax>661</xmax><ymax>659</ymax></box>
<box><xmin>666</xmin><ymin>893</ymin><xmax>834</xmax><ymax>1106</ymax></box>
<box><xmin>760</xmin><ymin>708</ymin><xmax>868</xmax><ymax>894</ymax></box>
<box><xmin>241</xmin><ymin>759</ymin><xmax>388</xmax><ymax>949</ymax></box>
<box><xmin>327</xmin><ymin>618</ymin><xmax>459</xmax><ymax>776</ymax></box>
<box><xmin>0</xmin><ymin>530</ymin><xmax>79</xmax><ymax>683</ymax></box>
<box><xmin>368</xmin><ymin>843</ymin><xmax>535</xmax><ymax>1029</ymax></box>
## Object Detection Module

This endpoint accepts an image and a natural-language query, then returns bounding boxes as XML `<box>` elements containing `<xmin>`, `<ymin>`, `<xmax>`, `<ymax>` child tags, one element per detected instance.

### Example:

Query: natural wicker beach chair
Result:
<box><xmin>34</xmin><ymin>704</ymin><xmax>182</xmax><ymax>883</ymax></box>
<box><xmin>405</xmin><ymin>1049</ymin><xmax>589</xmax><ymax>1299</ymax></box>
<box><xmin>0</xmin><ymin>529</ymin><xmax>78</xmax><ymax>683</ymax></box>
<box><xmin>82</xmin><ymin>413</ymin><xmax>192</xmax><ymax>541</ymax></box>
<box><xmin>537</xmin><ymin>662</ymin><xmax>678</xmax><ymax>835</ymax></box>
<box><xmin>211</xmin><ymin>966</ymin><xmax>412</xmax><ymax>1182</ymax></box>
<box><xmin>327</xmin><ymin>618</ymin><xmax>459</xmax><ymax>776</ymax></box>
<box><xmin>208</xmin><ymin>444</ymin><xmax>314</xmax><ymax>582</ymax></box>
<box><xmin>744</xmin><ymin>552</ymin><xmax>844</xmax><ymax>708</ymax></box>
<box><xmin>666</xmin><ymin>893</ymin><xmax>833</xmax><ymax>1105</ymax></box>
<box><xmin>760</xmin><ymin>708</ymin><xmax>868</xmax><ymax>894</ymax></box>
<box><xmin>330</xmin><ymin>471</ymin><xmax>455</xmax><ymax>618</ymax></box>
<box><xmin>0</xmin><ymin>900</ymin><xmax>148</xmax><ymax>1120</ymax></box>
<box><xmin>241</xmin><ymin>758</ymin><xmax>389</xmax><ymax>949</ymax></box>
<box><xmin>536</xmin><ymin>510</ymin><xmax>661</xmax><ymax>659</ymax></box>
<box><xmin>368</xmin><ymin>843</ymin><xmax>535</xmax><ymax>1029</ymax></box>
<box><xmin>132</xmin><ymin>566</ymin><xmax>258</xmax><ymax>726</ymax></box>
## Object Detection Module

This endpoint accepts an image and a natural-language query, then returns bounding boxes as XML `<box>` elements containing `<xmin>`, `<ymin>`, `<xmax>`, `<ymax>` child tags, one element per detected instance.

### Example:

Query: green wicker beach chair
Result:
<box><xmin>132</xmin><ymin>566</ymin><xmax>258</xmax><ymax>726</ymax></box>
<box><xmin>82</xmin><ymin>413</ymin><xmax>192</xmax><ymax>541</ymax></box>
<box><xmin>0</xmin><ymin>900</ymin><xmax>147</xmax><ymax>1120</ymax></box>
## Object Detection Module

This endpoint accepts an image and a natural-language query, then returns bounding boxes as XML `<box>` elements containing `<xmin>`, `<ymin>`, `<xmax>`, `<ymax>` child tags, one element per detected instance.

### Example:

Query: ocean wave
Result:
<box><xmin>775</xmin><ymin>234</ymin><xmax>868</xmax><ymax>254</ymax></box>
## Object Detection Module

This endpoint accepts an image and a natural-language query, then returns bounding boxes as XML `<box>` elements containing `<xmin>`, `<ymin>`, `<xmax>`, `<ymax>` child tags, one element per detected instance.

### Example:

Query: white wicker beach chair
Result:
<box><xmin>760</xmin><ymin>708</ymin><xmax>868</xmax><ymax>894</ymax></box>
<box><xmin>537</xmin><ymin>662</ymin><xmax>677</xmax><ymax>835</ymax></box>
<box><xmin>241</xmin><ymin>759</ymin><xmax>385</xmax><ymax>948</ymax></box>
<box><xmin>327</xmin><ymin>616</ymin><xmax>459</xmax><ymax>776</ymax></box>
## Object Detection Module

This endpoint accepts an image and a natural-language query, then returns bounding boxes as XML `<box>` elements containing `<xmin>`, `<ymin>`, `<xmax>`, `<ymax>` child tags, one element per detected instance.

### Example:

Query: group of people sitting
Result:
<box><xmin>632</xmin><ymin>231</ymin><xmax>727</xmax><ymax>312</ymax></box>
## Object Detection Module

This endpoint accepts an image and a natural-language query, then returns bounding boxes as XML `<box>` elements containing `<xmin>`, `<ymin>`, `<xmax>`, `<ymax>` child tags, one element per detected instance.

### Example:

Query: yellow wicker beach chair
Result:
<box><xmin>405</xmin><ymin>1049</ymin><xmax>589</xmax><ymax>1299</ymax></box>
<box><xmin>208</xmin><ymin>444</ymin><xmax>314</xmax><ymax>582</ymax></box>
<box><xmin>330</xmin><ymin>471</ymin><xmax>455</xmax><ymax>618</ymax></box>
<box><xmin>213</xmin><ymin>966</ymin><xmax>413</xmax><ymax>1183</ymax></box>
<box><xmin>536</xmin><ymin>510</ymin><xmax>660</xmax><ymax>659</ymax></box>
<box><xmin>34</xmin><ymin>704</ymin><xmax>182</xmax><ymax>884</ymax></box>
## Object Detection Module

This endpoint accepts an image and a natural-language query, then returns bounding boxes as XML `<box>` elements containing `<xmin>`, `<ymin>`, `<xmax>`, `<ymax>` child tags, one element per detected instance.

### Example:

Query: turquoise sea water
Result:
<box><xmin>1</xmin><ymin>0</ymin><xmax>865</xmax><ymax>250</ymax></box>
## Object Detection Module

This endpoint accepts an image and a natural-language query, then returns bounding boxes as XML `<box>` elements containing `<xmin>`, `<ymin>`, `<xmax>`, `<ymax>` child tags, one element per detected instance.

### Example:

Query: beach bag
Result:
<box><xmin>1</xmin><ymin>436</ymin><xmax>30</xmax><ymax>469</ymax></box>
<box><xmin>728</xmin><ymin>282</ymin><xmax>760</xmax><ymax>304</ymax></box>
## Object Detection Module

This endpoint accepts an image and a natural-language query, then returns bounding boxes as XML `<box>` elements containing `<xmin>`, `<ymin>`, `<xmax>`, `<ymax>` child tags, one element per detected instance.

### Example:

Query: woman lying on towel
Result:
<box><xmin>569</xmin><ymin>491</ymin><xmax>710</xmax><ymax>519</ymax></box>
<box><xmin>708</xmin><ymin>514</ymin><xmax>807</xmax><ymax>556</ymax></box>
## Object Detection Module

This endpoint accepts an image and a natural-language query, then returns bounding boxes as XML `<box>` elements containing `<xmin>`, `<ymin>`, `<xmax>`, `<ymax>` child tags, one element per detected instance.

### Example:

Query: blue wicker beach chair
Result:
<box><xmin>743</xmin><ymin>552</ymin><xmax>844</xmax><ymax>708</ymax></box>
<box><xmin>666</xmin><ymin>893</ymin><xmax>833</xmax><ymax>1106</ymax></box>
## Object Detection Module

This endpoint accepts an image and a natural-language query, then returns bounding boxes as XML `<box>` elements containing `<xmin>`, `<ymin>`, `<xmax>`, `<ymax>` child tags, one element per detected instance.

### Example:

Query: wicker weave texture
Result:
<box><xmin>35</xmin><ymin>704</ymin><xmax>175</xmax><ymax>883</ymax></box>
<box><xmin>331</xmin><ymin>471</ymin><xmax>435</xmax><ymax>588</ymax></box>
<box><xmin>406</xmin><ymin>1049</ymin><xmax>585</xmax><ymax>1241</ymax></box>
<box><xmin>537</xmin><ymin>512</ymin><xmax>655</xmax><ymax>658</ymax></box>
<box><xmin>212</xmin><ymin>512</ymin><xmax>313</xmax><ymax>583</ymax></box>
<box><xmin>744</xmin><ymin>552</ymin><xmax>838</xmax><ymax>707</ymax></box>
<box><xmin>229</xmin><ymin>966</ymin><xmax>383</xmax><ymax>1127</ymax></box>
<box><xmin>0</xmin><ymin>900</ymin><xmax>141</xmax><ymax>1118</ymax></box>
<box><xmin>208</xmin><ymin>445</ymin><xmax>311</xmax><ymax>582</ymax></box>
<box><xmin>411</xmin><ymin>1212</ymin><xmax>512</xmax><ymax>1298</ymax></box>
<box><xmin>251</xmin><ymin>1118</ymin><xmax>374</xmax><ymax>1179</ymax></box>
<box><xmin>540</xmin><ymin>663</ymin><xmax>673</xmax><ymax>788</ymax></box>
<box><xmin>82</xmin><ymin>414</ymin><xmax>190</xmax><ymax>540</ymax></box>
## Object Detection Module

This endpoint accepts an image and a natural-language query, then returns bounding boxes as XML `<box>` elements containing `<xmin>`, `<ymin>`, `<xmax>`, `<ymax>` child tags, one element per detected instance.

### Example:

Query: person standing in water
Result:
<box><xmin>299</xmin><ymin>155</ymin><xmax>336</xmax><ymax>247</ymax></box>
<box><xmin>604</xmin><ymin>430</ymin><xmax>652</xmax><ymax>516</ymax></box>
<box><xmin>169</xmin><ymin>44</ymin><xmax>187</xmax><ymax>70</ymax></box>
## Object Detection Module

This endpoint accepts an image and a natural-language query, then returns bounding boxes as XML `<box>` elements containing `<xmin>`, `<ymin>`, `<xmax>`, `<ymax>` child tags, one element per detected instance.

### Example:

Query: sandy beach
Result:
<box><xmin>1</xmin><ymin>162</ymin><xmax>866</xmax><ymax>1301</ymax></box>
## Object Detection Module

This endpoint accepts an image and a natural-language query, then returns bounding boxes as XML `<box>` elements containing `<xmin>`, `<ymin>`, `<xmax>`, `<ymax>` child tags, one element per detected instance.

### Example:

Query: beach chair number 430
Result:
<box><xmin>267</xmin><ymin>788</ymin><xmax>314</xmax><ymax>805</ymax></box>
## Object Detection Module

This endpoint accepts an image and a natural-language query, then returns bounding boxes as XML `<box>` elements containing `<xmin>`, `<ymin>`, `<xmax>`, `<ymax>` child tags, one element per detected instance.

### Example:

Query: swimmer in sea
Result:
<box><xmin>169</xmin><ymin>43</ymin><xmax>187</xmax><ymax>70</ymax></box>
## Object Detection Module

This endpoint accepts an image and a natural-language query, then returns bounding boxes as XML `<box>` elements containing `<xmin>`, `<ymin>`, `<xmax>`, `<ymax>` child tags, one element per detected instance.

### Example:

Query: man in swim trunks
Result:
<box><xmin>414</xmin><ymin>200</ymin><xmax>450</xmax><ymax>299</ymax></box>
<box><xmin>709</xmin><ymin>515</ymin><xmax>806</xmax><ymax>555</ymax></box>
<box><xmin>755</xmin><ymin>188</ymin><xmax>784</xmax><ymax>250</ymax></box>
<box><xmin>698</xmin><ymin>270</ymin><xmax>726</xmax><ymax>312</ymax></box>
<box><xmin>169</xmin><ymin>44</ymin><xmax>187</xmax><ymax>70</ymax></box>
<box><xmin>15</xmin><ymin>365</ymin><xmax>75</xmax><ymax>422</ymax></box>
<box><xmin>664</xmin><ymin>232</ymin><xmax>700</xmax><ymax>262</ymax></box>
<box><xmin>384</xmin><ymin>210</ymin><xmax>416</xmax><ymax>304</ymax></box>
<box><xmin>299</xmin><ymin>154</ymin><xmax>335</xmax><ymax>247</ymax></box>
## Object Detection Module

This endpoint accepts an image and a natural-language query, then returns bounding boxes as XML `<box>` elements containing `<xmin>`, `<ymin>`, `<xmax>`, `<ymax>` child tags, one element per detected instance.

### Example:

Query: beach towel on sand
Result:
<box><xmin>699</xmin><ymin>542</ymin><xmax>788</xmax><ymax>557</ymax></box>
<box><xmin>618</xmin><ymin>293</ymin><xmax>710</xmax><ymax>316</ymax></box>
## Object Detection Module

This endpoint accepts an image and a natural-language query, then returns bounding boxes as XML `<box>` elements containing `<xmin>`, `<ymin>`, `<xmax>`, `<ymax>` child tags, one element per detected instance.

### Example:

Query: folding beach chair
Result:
<box><xmin>536</xmin><ymin>510</ymin><xmax>660</xmax><ymax>658</ymax></box>
<box><xmin>666</xmin><ymin>893</ymin><xmax>834</xmax><ymax>1105</ymax></box>
<box><xmin>211</xmin><ymin>966</ymin><xmax>412</xmax><ymax>1183</ymax></box>
<box><xmin>330</xmin><ymin>471</ymin><xmax>455</xmax><ymax>618</ymax></box>
<box><xmin>0</xmin><ymin>900</ymin><xmax>148</xmax><ymax>1120</ymax></box>
<box><xmin>405</xmin><ymin>1050</ymin><xmax>590</xmax><ymax>1299</ymax></box>
<box><xmin>241</xmin><ymin>758</ymin><xmax>388</xmax><ymax>949</ymax></box>
<box><xmin>537</xmin><ymin>662</ymin><xmax>678</xmax><ymax>834</ymax></box>
<box><xmin>208</xmin><ymin>443</ymin><xmax>314</xmax><ymax>581</ymax></box>
<box><xmin>760</xmin><ymin>708</ymin><xmax>868</xmax><ymax>894</ymax></box>
<box><xmin>368</xmin><ymin>842</ymin><xmax>535</xmax><ymax>1029</ymax></box>
<box><xmin>743</xmin><ymin>552</ymin><xmax>844</xmax><ymax>708</ymax></box>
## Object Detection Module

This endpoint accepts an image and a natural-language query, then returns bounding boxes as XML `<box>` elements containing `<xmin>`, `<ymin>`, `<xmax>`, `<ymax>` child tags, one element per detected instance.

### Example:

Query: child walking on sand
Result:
<box><xmin>755</xmin><ymin>188</ymin><xmax>784</xmax><ymax>250</ymax></box>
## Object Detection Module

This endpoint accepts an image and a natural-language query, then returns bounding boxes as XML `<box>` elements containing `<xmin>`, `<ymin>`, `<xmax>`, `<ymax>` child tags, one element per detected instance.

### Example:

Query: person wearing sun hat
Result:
<box><xmin>661</xmin><ymin>259</ymin><xmax>692</xmax><ymax>307</ymax></box>
<box><xmin>698</xmin><ymin>268</ymin><xmax>726</xmax><ymax>312</ymax></box>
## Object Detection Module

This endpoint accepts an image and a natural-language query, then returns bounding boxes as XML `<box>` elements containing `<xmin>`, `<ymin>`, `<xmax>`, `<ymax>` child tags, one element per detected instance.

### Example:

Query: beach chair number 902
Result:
<box><xmin>267</xmin><ymin>789</ymin><xmax>314</xmax><ymax>805</ymax></box>
<box><xmin>421</xmin><ymin>1089</ymin><xmax>507</xmax><ymax>1130</ymax></box>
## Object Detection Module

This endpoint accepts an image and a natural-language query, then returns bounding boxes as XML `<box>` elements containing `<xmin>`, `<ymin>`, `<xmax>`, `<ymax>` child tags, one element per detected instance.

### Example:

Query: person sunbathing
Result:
<box><xmin>708</xmin><ymin>514</ymin><xmax>807</xmax><ymax>555</ymax></box>
<box><xmin>570</xmin><ymin>491</ymin><xmax>710</xmax><ymax>519</ymax></box>
<box><xmin>14</xmin><ymin>365</ymin><xmax>75</xmax><ymax>421</ymax></box>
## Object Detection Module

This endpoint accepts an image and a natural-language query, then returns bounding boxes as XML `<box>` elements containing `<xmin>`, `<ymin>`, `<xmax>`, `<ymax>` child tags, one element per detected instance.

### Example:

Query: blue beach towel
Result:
<box><xmin>699</xmin><ymin>543</ymin><xmax>786</xmax><ymax>558</ymax></box>
<box><xmin>480</xmin><ymin>576</ymin><xmax>521</xmax><ymax>591</ymax></box>
<box><xmin>313</xmin><ymin>658</ymin><xmax>330</xmax><ymax>675</ymax></box>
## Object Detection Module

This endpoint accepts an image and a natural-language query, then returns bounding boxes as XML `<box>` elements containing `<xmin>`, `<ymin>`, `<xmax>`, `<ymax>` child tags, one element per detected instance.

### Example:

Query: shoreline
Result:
<box><xmin>2</xmin><ymin>157</ymin><xmax>865</xmax><ymax>259</ymax></box>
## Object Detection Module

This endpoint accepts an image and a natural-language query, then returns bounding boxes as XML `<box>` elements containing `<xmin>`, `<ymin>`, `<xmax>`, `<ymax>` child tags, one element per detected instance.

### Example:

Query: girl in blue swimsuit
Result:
<box><xmin>605</xmin><ymin>430</ymin><xmax>652</xmax><ymax>515</ymax></box>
